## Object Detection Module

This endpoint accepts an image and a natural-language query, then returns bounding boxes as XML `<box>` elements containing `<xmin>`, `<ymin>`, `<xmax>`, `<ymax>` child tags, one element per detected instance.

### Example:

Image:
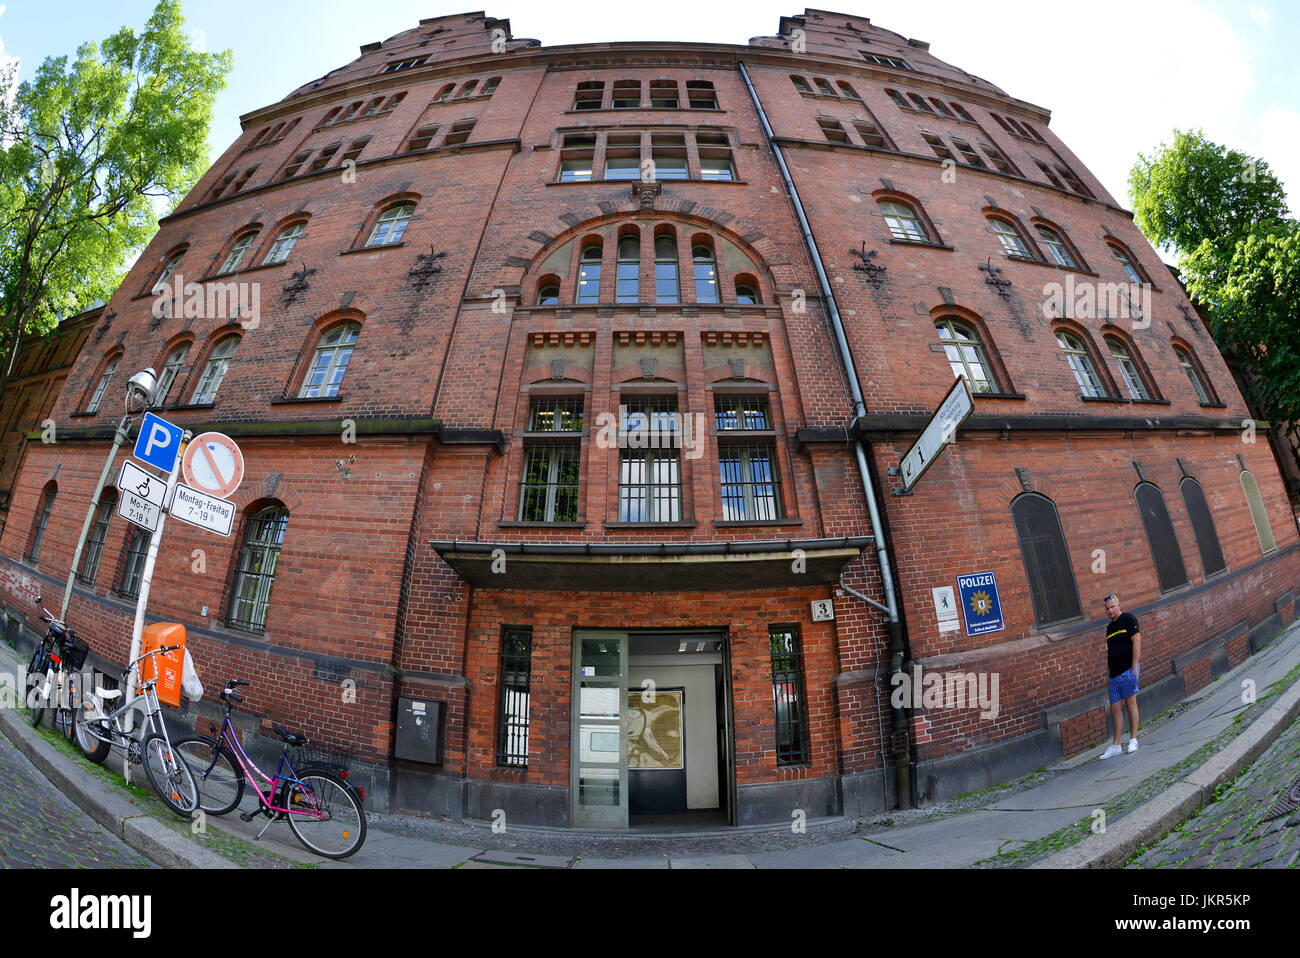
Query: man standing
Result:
<box><xmin>1101</xmin><ymin>594</ymin><xmax>1141</xmax><ymax>759</ymax></box>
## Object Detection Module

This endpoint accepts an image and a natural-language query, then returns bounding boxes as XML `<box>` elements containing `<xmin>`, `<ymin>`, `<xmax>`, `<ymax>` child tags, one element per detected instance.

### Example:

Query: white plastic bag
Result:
<box><xmin>182</xmin><ymin>647</ymin><xmax>204</xmax><ymax>701</ymax></box>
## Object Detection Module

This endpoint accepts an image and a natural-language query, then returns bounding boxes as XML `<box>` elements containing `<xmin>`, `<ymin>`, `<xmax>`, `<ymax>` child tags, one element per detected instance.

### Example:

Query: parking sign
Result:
<box><xmin>133</xmin><ymin>412</ymin><xmax>184</xmax><ymax>473</ymax></box>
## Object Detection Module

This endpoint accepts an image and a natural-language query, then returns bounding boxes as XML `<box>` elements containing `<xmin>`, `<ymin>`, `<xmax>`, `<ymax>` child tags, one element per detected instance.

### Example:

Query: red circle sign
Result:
<box><xmin>182</xmin><ymin>432</ymin><xmax>245</xmax><ymax>499</ymax></box>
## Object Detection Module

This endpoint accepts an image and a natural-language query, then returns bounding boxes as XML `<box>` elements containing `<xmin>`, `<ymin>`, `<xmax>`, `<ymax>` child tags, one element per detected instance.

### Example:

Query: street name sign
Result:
<box><xmin>169</xmin><ymin>483</ymin><xmax>236</xmax><ymax>537</ymax></box>
<box><xmin>116</xmin><ymin>460</ymin><xmax>166</xmax><ymax>533</ymax></box>
<box><xmin>898</xmin><ymin>378</ymin><xmax>974</xmax><ymax>493</ymax></box>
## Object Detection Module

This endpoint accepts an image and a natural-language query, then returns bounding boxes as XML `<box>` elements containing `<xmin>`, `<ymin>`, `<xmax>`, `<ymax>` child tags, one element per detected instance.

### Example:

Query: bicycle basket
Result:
<box><xmin>288</xmin><ymin>742</ymin><xmax>353</xmax><ymax>779</ymax></box>
<box><xmin>60</xmin><ymin>634</ymin><xmax>89</xmax><ymax>671</ymax></box>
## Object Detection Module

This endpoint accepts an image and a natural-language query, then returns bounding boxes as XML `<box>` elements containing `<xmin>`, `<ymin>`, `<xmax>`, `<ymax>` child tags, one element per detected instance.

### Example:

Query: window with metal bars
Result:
<box><xmin>496</xmin><ymin>628</ymin><xmax>532</xmax><ymax>767</ymax></box>
<box><xmin>1011</xmin><ymin>493</ymin><xmax>1082</xmax><ymax>626</ymax></box>
<box><xmin>118</xmin><ymin>526</ymin><xmax>150</xmax><ymax>599</ymax></box>
<box><xmin>26</xmin><ymin>483</ymin><xmax>56</xmax><ymax>563</ymax></box>
<box><xmin>714</xmin><ymin>394</ymin><xmax>772</xmax><ymax>431</ymax></box>
<box><xmin>520</xmin><ymin>398</ymin><xmax>584</xmax><ymax>523</ymax></box>
<box><xmin>719</xmin><ymin>444</ymin><xmax>781</xmax><ymax>521</ymax></box>
<box><xmin>618</xmin><ymin>397</ymin><xmax>681</xmax><ymax>523</ymax></box>
<box><xmin>1179</xmin><ymin>477</ymin><xmax>1226</xmax><ymax>576</ymax></box>
<box><xmin>1134</xmin><ymin>483</ymin><xmax>1189</xmax><ymax>592</ymax></box>
<box><xmin>76</xmin><ymin>490</ymin><xmax>117</xmax><ymax>586</ymax></box>
<box><xmin>769</xmin><ymin>626</ymin><xmax>809</xmax><ymax>765</ymax></box>
<box><xmin>227</xmin><ymin>506</ymin><xmax>289</xmax><ymax>633</ymax></box>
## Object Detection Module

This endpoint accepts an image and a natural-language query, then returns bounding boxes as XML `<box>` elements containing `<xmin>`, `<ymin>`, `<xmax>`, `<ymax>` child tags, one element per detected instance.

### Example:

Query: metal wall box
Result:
<box><xmin>395</xmin><ymin>696</ymin><xmax>443</xmax><ymax>764</ymax></box>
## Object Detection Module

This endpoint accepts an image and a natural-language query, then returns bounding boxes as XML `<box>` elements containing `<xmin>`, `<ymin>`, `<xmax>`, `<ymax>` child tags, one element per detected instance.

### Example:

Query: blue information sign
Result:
<box><xmin>957</xmin><ymin>571</ymin><xmax>1005</xmax><ymax>637</ymax></box>
<box><xmin>133</xmin><ymin>412</ymin><xmax>184</xmax><ymax>473</ymax></box>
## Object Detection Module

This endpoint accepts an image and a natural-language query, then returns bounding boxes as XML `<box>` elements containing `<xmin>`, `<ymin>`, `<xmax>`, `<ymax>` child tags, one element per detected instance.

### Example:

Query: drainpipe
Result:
<box><xmin>738</xmin><ymin>61</ymin><xmax>913</xmax><ymax>809</ymax></box>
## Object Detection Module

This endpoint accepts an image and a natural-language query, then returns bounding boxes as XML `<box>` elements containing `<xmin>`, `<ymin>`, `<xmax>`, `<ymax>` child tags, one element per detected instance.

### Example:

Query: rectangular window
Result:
<box><xmin>649</xmin><ymin>80</ymin><xmax>679</xmax><ymax>109</ymax></box>
<box><xmin>618</xmin><ymin>397</ymin><xmax>681</xmax><ymax>523</ymax></box>
<box><xmin>383</xmin><ymin>57</ymin><xmax>427</xmax><ymax>73</ymax></box>
<box><xmin>853</xmin><ymin>121</ymin><xmax>888</xmax><ymax>150</ymax></box>
<box><xmin>1054</xmin><ymin>163</ymin><xmax>1093</xmax><ymax>198</ymax></box>
<box><xmin>118</xmin><ymin>527</ymin><xmax>149</xmax><ymax>600</ymax></box>
<box><xmin>558</xmin><ymin>133</ymin><xmax>596</xmax><ymax>181</ymax></box>
<box><xmin>651</xmin><ymin>134</ymin><xmax>688</xmax><ymax>180</ymax></box>
<box><xmin>282</xmin><ymin>151</ymin><xmax>311</xmax><ymax>179</ymax></box>
<box><xmin>686</xmin><ymin>80</ymin><xmax>717</xmax><ymax>109</ymax></box>
<box><xmin>611</xmin><ymin>80</ymin><xmax>641</xmax><ymax>109</ymax></box>
<box><xmin>922</xmin><ymin>133</ymin><xmax>954</xmax><ymax>161</ymax></box>
<box><xmin>719</xmin><ymin>444</ymin><xmax>781</xmax><ymax>521</ymax></box>
<box><xmin>76</xmin><ymin>493</ymin><xmax>116</xmax><ymax>585</ymax></box>
<box><xmin>520</xmin><ymin>443</ymin><xmax>581</xmax><ymax>522</ymax></box>
<box><xmin>818</xmin><ymin>118</ymin><xmax>850</xmax><ymax>143</ymax></box>
<box><xmin>950</xmin><ymin>137</ymin><xmax>986</xmax><ymax>168</ymax></box>
<box><xmin>696</xmin><ymin>132</ymin><xmax>736</xmax><ymax>180</ymax></box>
<box><xmin>604</xmin><ymin>134</ymin><xmax>641</xmax><ymax>180</ymax></box>
<box><xmin>496</xmin><ymin>628</ymin><xmax>533</xmax><ymax>767</ymax></box>
<box><xmin>573</xmin><ymin>81</ymin><xmax>604</xmax><ymax>111</ymax></box>
<box><xmin>406</xmin><ymin>125</ymin><xmax>440</xmax><ymax>152</ymax></box>
<box><xmin>770</xmin><ymin>626</ymin><xmax>810</xmax><ymax>765</ymax></box>
<box><xmin>979</xmin><ymin>142</ymin><xmax>1015</xmax><ymax>174</ymax></box>
<box><xmin>340</xmin><ymin>139</ymin><xmax>369</xmax><ymax>165</ymax></box>
<box><xmin>1035</xmin><ymin>159</ymin><xmax>1066</xmax><ymax>191</ymax></box>
<box><xmin>862</xmin><ymin>53</ymin><xmax>909</xmax><ymax>70</ymax></box>
<box><xmin>443</xmin><ymin>120</ymin><xmax>475</xmax><ymax>146</ymax></box>
<box><xmin>309</xmin><ymin>143</ymin><xmax>341</xmax><ymax>172</ymax></box>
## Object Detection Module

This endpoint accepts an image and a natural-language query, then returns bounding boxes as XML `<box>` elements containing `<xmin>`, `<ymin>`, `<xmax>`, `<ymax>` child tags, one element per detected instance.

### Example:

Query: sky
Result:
<box><xmin>1</xmin><ymin>0</ymin><xmax>1297</xmax><ymax>218</ymax></box>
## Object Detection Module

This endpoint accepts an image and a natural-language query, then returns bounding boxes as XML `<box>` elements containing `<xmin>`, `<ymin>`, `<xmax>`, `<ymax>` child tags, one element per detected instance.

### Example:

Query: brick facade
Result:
<box><xmin>2</xmin><ymin>9</ymin><xmax>1297</xmax><ymax>825</ymax></box>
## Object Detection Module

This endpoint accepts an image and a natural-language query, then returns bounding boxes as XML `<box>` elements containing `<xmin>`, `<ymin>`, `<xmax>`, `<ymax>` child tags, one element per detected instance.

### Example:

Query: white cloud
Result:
<box><xmin>1250</xmin><ymin>7</ymin><xmax>1270</xmax><ymax>25</ymax></box>
<box><xmin>1247</xmin><ymin>106</ymin><xmax>1300</xmax><ymax>214</ymax></box>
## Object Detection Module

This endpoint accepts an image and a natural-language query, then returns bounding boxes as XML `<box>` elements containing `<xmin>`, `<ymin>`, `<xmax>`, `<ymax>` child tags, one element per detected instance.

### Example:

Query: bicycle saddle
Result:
<box><xmin>271</xmin><ymin>724</ymin><xmax>308</xmax><ymax>746</ymax></box>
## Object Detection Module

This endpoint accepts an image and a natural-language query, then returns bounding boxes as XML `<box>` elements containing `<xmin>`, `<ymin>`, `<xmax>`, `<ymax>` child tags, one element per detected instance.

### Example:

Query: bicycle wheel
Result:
<box><xmin>73</xmin><ymin>704</ymin><xmax>111</xmax><ymax>764</ymax></box>
<box><xmin>22</xmin><ymin>645</ymin><xmax>43</xmax><ymax>719</ymax></box>
<box><xmin>28</xmin><ymin>662</ymin><xmax>51</xmax><ymax>729</ymax></box>
<box><xmin>285</xmin><ymin>768</ymin><xmax>366</xmax><ymax>860</ymax></box>
<box><xmin>172</xmin><ymin>735</ymin><xmax>244</xmax><ymax>816</ymax></box>
<box><xmin>141</xmin><ymin>734</ymin><xmax>200</xmax><ymax>819</ymax></box>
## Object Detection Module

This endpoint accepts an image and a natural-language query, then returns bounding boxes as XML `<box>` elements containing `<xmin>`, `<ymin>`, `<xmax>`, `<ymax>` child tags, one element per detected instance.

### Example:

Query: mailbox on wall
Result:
<box><xmin>395</xmin><ymin>697</ymin><xmax>443</xmax><ymax>764</ymax></box>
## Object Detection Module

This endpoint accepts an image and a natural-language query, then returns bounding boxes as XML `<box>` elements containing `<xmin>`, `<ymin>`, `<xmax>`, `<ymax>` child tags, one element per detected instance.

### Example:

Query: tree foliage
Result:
<box><xmin>1129</xmin><ymin>129</ymin><xmax>1299</xmax><ymax>436</ymax></box>
<box><xmin>0</xmin><ymin>0</ymin><xmax>230</xmax><ymax>395</ymax></box>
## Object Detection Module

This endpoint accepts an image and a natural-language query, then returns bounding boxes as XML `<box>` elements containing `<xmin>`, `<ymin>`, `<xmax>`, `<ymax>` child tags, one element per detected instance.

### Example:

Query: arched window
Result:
<box><xmin>1109</xmin><ymin>243</ymin><xmax>1145</xmax><ymax>284</ymax></box>
<box><xmin>1135</xmin><ymin>483</ymin><xmax>1189</xmax><ymax>592</ymax></box>
<box><xmin>837</xmin><ymin>81</ymin><xmax>861</xmax><ymax>99</ymax></box>
<box><xmin>228</xmin><ymin>505</ymin><xmax>289</xmax><ymax>633</ymax></box>
<box><xmin>366</xmin><ymin>203</ymin><xmax>415</xmax><ymax>246</ymax></box>
<box><xmin>1036</xmin><ymin>226</ymin><xmax>1077</xmax><ymax>268</ymax></box>
<box><xmin>193</xmin><ymin>336</ymin><xmax>239</xmax><ymax>404</ymax></box>
<box><xmin>118</xmin><ymin>526</ymin><xmax>150</xmax><ymax>599</ymax></box>
<box><xmin>1174</xmin><ymin>345</ymin><xmax>1213</xmax><ymax>404</ymax></box>
<box><xmin>219</xmin><ymin>230</ymin><xmax>259</xmax><ymax>274</ymax></box>
<box><xmin>936</xmin><ymin>319</ymin><xmax>996</xmax><ymax>394</ymax></box>
<box><xmin>1179</xmin><ymin>477</ymin><xmax>1226</xmax><ymax>576</ymax></box>
<box><xmin>1011</xmin><ymin>493</ymin><xmax>1082</xmax><ymax>626</ymax></box>
<box><xmin>153</xmin><ymin>250</ymin><xmax>186</xmax><ymax>293</ymax></box>
<box><xmin>536</xmin><ymin>276</ymin><xmax>560</xmax><ymax>306</ymax></box>
<box><xmin>1057</xmin><ymin>331</ymin><xmax>1106</xmax><ymax>398</ymax></box>
<box><xmin>1106</xmin><ymin>337</ymin><xmax>1152</xmax><ymax>401</ymax></box>
<box><xmin>25</xmin><ymin>481</ymin><xmax>57</xmax><ymax>564</ymax></box>
<box><xmin>434</xmin><ymin>84</ymin><xmax>454</xmax><ymax>102</ymax></box>
<box><xmin>734</xmin><ymin>275</ymin><xmax>761</xmax><ymax>305</ymax></box>
<box><xmin>880</xmin><ymin>200</ymin><xmax>929</xmax><ymax>243</ymax></box>
<box><xmin>576</xmin><ymin>241</ymin><xmax>602</xmax><ymax>304</ymax></box>
<box><xmin>76</xmin><ymin>489</ymin><xmax>117</xmax><ymax>586</ymax></box>
<box><xmin>153</xmin><ymin>342</ymin><xmax>191</xmax><ymax>407</ymax></box>
<box><xmin>814</xmin><ymin>78</ymin><xmax>835</xmax><ymax>96</ymax></box>
<box><xmin>1240</xmin><ymin>471</ymin><xmax>1277</xmax><ymax>555</ymax></box>
<box><xmin>482</xmin><ymin>77</ymin><xmax>501</xmax><ymax>95</ymax></box>
<box><xmin>85</xmin><ymin>354</ymin><xmax>121</xmax><ymax>413</ymax></box>
<box><xmin>693</xmin><ymin>242</ymin><xmax>718</xmax><ymax>303</ymax></box>
<box><xmin>654</xmin><ymin>234</ymin><xmax>679</xmax><ymax>304</ymax></box>
<box><xmin>262</xmin><ymin>223</ymin><xmax>306</xmax><ymax>265</ymax></box>
<box><xmin>885</xmin><ymin>89</ymin><xmax>908</xmax><ymax>110</ymax></box>
<box><xmin>790</xmin><ymin>75</ymin><xmax>810</xmax><ymax>94</ymax></box>
<box><xmin>615</xmin><ymin>235</ymin><xmax>640</xmax><ymax>303</ymax></box>
<box><xmin>989</xmin><ymin>217</ymin><xmax>1032</xmax><ymax>258</ymax></box>
<box><xmin>300</xmin><ymin>323</ymin><xmax>360</xmax><ymax>398</ymax></box>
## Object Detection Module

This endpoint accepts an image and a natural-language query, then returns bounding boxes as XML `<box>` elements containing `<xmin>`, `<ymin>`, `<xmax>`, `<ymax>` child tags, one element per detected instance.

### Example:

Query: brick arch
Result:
<box><xmin>994</xmin><ymin>472</ymin><xmax>1064</xmax><ymax>509</ymax></box>
<box><xmin>509</xmin><ymin>203</ymin><xmax>792</xmax><ymax>290</ymax></box>
<box><xmin>230</xmin><ymin>474</ymin><xmax>305</xmax><ymax>515</ymax></box>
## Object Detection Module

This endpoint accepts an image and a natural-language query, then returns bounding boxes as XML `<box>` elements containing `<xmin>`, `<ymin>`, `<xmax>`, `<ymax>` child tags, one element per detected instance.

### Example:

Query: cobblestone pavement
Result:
<box><xmin>1128</xmin><ymin>717</ymin><xmax>1300</xmax><ymax>869</ymax></box>
<box><xmin>0</xmin><ymin>727</ymin><xmax>153</xmax><ymax>869</ymax></box>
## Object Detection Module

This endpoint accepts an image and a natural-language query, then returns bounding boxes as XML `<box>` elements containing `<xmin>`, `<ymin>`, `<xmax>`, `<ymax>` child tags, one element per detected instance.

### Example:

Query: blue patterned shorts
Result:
<box><xmin>1108</xmin><ymin>669</ymin><xmax>1139</xmax><ymax>705</ymax></box>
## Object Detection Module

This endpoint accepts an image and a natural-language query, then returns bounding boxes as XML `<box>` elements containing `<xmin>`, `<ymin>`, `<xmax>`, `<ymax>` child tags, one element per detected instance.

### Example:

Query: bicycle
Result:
<box><xmin>71</xmin><ymin>641</ymin><xmax>200</xmax><ymax>819</ymax></box>
<box><xmin>24</xmin><ymin>597</ymin><xmax>89</xmax><ymax>741</ymax></box>
<box><xmin>172</xmin><ymin>679</ymin><xmax>366</xmax><ymax>859</ymax></box>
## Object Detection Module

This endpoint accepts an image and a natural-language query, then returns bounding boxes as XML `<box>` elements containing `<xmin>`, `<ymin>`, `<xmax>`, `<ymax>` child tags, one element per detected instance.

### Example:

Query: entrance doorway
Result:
<box><xmin>571</xmin><ymin>630</ymin><xmax>732</xmax><ymax>829</ymax></box>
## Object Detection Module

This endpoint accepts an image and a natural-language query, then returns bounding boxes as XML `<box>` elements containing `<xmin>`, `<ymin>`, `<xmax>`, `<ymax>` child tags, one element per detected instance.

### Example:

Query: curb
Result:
<box><xmin>1032</xmin><ymin>676</ymin><xmax>1300</xmax><ymax>869</ymax></box>
<box><xmin>0</xmin><ymin>689</ymin><xmax>234</xmax><ymax>869</ymax></box>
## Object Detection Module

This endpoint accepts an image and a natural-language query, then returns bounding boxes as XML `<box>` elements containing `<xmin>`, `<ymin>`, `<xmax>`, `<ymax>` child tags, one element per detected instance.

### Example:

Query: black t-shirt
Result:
<box><xmin>1106</xmin><ymin>612</ymin><xmax>1140</xmax><ymax>678</ymax></box>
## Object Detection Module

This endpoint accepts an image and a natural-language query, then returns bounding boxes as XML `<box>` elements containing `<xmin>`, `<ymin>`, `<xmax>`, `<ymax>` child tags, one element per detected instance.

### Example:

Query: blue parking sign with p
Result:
<box><xmin>133</xmin><ymin>412</ymin><xmax>183</xmax><ymax>473</ymax></box>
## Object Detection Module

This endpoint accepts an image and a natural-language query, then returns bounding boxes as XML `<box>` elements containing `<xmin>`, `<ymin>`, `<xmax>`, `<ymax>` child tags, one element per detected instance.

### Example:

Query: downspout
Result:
<box><xmin>738</xmin><ymin>60</ymin><xmax>913</xmax><ymax>809</ymax></box>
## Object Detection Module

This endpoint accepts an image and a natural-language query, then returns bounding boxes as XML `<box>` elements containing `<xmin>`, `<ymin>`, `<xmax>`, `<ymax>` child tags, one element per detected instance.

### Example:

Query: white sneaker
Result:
<box><xmin>1127</xmin><ymin>739</ymin><xmax>1139</xmax><ymax>753</ymax></box>
<box><xmin>1100</xmin><ymin>744</ymin><xmax>1123</xmax><ymax>760</ymax></box>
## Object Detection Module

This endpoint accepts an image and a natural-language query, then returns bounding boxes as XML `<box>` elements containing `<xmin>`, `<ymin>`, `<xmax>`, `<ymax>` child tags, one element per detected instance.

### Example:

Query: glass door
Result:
<box><xmin>571</xmin><ymin>631</ymin><xmax>628</xmax><ymax>828</ymax></box>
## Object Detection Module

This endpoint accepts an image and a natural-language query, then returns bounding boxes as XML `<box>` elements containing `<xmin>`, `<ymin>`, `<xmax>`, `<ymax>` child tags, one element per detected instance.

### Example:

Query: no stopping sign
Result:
<box><xmin>182</xmin><ymin>432</ymin><xmax>245</xmax><ymax>499</ymax></box>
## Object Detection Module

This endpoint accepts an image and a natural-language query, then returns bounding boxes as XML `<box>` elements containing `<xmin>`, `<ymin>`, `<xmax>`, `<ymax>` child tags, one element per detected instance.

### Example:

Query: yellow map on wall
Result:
<box><xmin>628</xmin><ymin>690</ymin><xmax>683</xmax><ymax>770</ymax></box>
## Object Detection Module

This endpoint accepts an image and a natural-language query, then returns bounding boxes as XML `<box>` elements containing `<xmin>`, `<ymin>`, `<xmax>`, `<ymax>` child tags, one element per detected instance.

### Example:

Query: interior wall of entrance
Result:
<box><xmin>627</xmin><ymin>662</ymin><xmax>720</xmax><ymax>810</ymax></box>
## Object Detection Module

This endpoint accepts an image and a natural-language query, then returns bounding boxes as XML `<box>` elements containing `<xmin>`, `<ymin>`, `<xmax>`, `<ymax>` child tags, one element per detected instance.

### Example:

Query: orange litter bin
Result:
<box><xmin>139</xmin><ymin>622</ymin><xmax>186</xmax><ymax>708</ymax></box>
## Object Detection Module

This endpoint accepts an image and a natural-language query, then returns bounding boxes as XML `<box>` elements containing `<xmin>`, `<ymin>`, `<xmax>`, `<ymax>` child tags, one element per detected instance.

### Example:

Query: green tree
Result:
<box><xmin>1129</xmin><ymin>130</ymin><xmax>1299</xmax><ymax>439</ymax></box>
<box><xmin>0</xmin><ymin>0</ymin><xmax>230</xmax><ymax>399</ymax></box>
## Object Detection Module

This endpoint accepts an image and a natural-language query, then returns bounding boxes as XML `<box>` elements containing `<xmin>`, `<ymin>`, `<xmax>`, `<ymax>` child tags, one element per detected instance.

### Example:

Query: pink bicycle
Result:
<box><xmin>171</xmin><ymin>679</ymin><xmax>365</xmax><ymax>859</ymax></box>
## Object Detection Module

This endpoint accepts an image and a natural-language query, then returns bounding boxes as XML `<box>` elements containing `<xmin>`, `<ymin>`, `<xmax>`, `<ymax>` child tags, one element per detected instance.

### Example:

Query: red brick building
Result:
<box><xmin>2</xmin><ymin>9</ymin><xmax>1296</xmax><ymax>827</ymax></box>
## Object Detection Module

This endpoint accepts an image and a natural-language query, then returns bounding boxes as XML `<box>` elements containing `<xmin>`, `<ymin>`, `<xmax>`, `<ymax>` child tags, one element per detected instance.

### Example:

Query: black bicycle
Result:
<box><xmin>24</xmin><ymin>597</ymin><xmax>89</xmax><ymax>739</ymax></box>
